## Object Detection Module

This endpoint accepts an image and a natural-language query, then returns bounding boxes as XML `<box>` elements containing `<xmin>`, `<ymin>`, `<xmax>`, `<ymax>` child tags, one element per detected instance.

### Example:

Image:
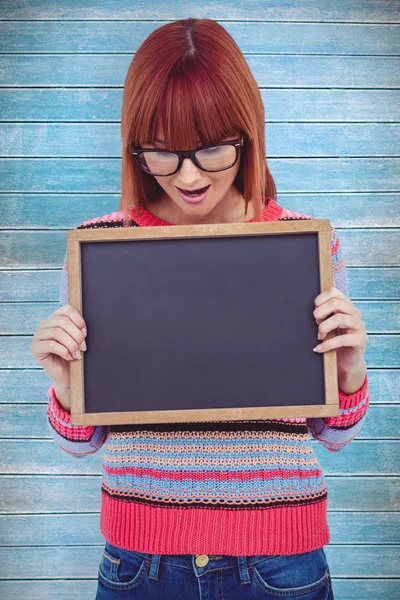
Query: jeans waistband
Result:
<box><xmin>107</xmin><ymin>543</ymin><xmax>279</xmax><ymax>583</ymax></box>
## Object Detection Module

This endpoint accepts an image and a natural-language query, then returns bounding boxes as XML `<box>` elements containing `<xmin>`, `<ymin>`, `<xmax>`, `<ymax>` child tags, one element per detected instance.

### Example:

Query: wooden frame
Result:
<box><xmin>68</xmin><ymin>219</ymin><xmax>339</xmax><ymax>425</ymax></box>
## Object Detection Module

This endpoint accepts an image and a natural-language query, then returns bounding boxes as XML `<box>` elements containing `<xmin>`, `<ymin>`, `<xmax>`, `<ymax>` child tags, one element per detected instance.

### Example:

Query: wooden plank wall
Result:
<box><xmin>0</xmin><ymin>1</ymin><xmax>399</xmax><ymax>598</ymax></box>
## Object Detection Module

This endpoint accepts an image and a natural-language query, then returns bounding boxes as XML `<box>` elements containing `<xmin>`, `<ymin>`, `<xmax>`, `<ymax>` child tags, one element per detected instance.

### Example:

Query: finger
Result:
<box><xmin>313</xmin><ymin>332</ymin><xmax>366</xmax><ymax>353</ymax></box>
<box><xmin>36</xmin><ymin>338</ymin><xmax>77</xmax><ymax>362</ymax></box>
<box><xmin>38</xmin><ymin>320</ymin><xmax>86</xmax><ymax>359</ymax></box>
<box><xmin>46</xmin><ymin>312</ymin><xmax>87</xmax><ymax>345</ymax></box>
<box><xmin>314</xmin><ymin>286</ymin><xmax>348</xmax><ymax>307</ymax></box>
<box><xmin>314</xmin><ymin>297</ymin><xmax>357</xmax><ymax>324</ymax></box>
<box><xmin>54</xmin><ymin>304</ymin><xmax>87</xmax><ymax>333</ymax></box>
<box><xmin>317</xmin><ymin>313</ymin><xmax>362</xmax><ymax>340</ymax></box>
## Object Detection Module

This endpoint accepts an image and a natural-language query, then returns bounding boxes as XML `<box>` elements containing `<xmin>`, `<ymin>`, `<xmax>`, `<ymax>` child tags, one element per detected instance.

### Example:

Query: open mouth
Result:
<box><xmin>177</xmin><ymin>185</ymin><xmax>210</xmax><ymax>196</ymax></box>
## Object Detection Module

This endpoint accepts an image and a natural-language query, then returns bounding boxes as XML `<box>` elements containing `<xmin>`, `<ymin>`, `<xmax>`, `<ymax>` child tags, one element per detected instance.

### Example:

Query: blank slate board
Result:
<box><xmin>68</xmin><ymin>219</ymin><xmax>339</xmax><ymax>425</ymax></box>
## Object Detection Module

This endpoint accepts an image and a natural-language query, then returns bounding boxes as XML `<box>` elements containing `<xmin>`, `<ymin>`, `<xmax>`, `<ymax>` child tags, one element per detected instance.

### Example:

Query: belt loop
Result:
<box><xmin>237</xmin><ymin>556</ymin><xmax>251</xmax><ymax>584</ymax></box>
<box><xmin>148</xmin><ymin>554</ymin><xmax>161</xmax><ymax>580</ymax></box>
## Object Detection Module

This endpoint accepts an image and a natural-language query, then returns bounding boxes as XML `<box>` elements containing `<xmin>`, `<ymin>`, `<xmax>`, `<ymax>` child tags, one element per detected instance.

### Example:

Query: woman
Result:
<box><xmin>32</xmin><ymin>17</ymin><xmax>369</xmax><ymax>599</ymax></box>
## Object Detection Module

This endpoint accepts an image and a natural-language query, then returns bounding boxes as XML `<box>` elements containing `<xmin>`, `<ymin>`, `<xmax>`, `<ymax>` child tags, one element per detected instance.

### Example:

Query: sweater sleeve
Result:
<box><xmin>47</xmin><ymin>248</ymin><xmax>110</xmax><ymax>458</ymax></box>
<box><xmin>306</xmin><ymin>226</ymin><xmax>370</xmax><ymax>452</ymax></box>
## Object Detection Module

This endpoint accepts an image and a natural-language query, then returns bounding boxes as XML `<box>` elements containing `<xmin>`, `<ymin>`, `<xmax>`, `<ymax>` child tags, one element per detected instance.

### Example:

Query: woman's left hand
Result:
<box><xmin>312</xmin><ymin>287</ymin><xmax>369</xmax><ymax>374</ymax></box>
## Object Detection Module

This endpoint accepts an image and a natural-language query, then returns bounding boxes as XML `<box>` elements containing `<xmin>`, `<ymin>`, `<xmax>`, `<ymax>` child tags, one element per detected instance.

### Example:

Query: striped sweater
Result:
<box><xmin>47</xmin><ymin>196</ymin><xmax>370</xmax><ymax>556</ymax></box>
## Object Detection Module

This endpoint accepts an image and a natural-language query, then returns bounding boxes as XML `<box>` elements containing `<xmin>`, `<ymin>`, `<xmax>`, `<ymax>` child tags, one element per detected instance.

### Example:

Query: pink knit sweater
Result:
<box><xmin>47</xmin><ymin>197</ymin><xmax>370</xmax><ymax>556</ymax></box>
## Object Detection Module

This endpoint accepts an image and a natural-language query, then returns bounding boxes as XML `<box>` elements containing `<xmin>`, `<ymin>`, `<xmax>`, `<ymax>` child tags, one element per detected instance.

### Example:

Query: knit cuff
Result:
<box><xmin>338</xmin><ymin>372</ymin><xmax>369</xmax><ymax>410</ymax></box>
<box><xmin>47</xmin><ymin>384</ymin><xmax>97</xmax><ymax>441</ymax></box>
<box><xmin>47</xmin><ymin>384</ymin><xmax>73</xmax><ymax>423</ymax></box>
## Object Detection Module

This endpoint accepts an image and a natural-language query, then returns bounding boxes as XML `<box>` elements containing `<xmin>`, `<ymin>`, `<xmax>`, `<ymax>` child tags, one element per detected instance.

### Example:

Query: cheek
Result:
<box><xmin>154</xmin><ymin>176</ymin><xmax>172</xmax><ymax>191</ymax></box>
<box><xmin>212</xmin><ymin>167</ymin><xmax>236</xmax><ymax>186</ymax></box>
<box><xmin>218</xmin><ymin>168</ymin><xmax>238</xmax><ymax>188</ymax></box>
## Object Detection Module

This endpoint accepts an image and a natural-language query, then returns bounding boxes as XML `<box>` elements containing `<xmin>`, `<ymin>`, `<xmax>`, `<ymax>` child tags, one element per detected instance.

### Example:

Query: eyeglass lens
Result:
<box><xmin>139</xmin><ymin>144</ymin><xmax>237</xmax><ymax>175</ymax></box>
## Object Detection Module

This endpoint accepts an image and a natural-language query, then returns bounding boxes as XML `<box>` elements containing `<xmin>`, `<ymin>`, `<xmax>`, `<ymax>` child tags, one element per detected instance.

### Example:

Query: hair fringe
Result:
<box><xmin>120</xmin><ymin>18</ymin><xmax>276</xmax><ymax>222</ymax></box>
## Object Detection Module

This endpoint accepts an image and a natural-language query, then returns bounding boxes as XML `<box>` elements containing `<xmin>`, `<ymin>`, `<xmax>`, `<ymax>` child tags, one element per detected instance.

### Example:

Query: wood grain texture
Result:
<box><xmin>2</xmin><ymin>158</ymin><xmax>399</xmax><ymax>193</ymax></box>
<box><xmin>1</xmin><ymin>440</ymin><xmax>399</xmax><ymax>476</ymax></box>
<box><xmin>1</xmin><ymin>404</ymin><xmax>398</xmax><ymax>439</ymax></box>
<box><xmin>1</xmin><ymin>55</ymin><xmax>398</xmax><ymax>87</ymax></box>
<box><xmin>1</xmin><ymin>1</ymin><xmax>399</xmax><ymax>596</ymax></box>
<box><xmin>3</xmin><ymin>123</ymin><xmax>400</xmax><ymax>157</ymax></box>
<box><xmin>1</xmin><ymin>193</ymin><xmax>399</xmax><ymax>228</ymax></box>
<box><xmin>1</xmin><ymin>475</ymin><xmax>398</xmax><ymax>512</ymax></box>
<box><xmin>1</xmin><ymin>230</ymin><xmax>399</xmax><ymax>268</ymax></box>
<box><xmin>0</xmin><ymin>0</ymin><xmax>399</xmax><ymax>22</ymax></box>
<box><xmin>1</xmin><ymin>22</ymin><xmax>399</xmax><ymax>54</ymax></box>
<box><xmin>1</xmin><ymin>369</ymin><xmax>398</xmax><ymax>403</ymax></box>
<box><xmin>0</xmin><ymin>512</ymin><xmax>399</xmax><ymax>546</ymax></box>
<box><xmin>0</xmin><ymin>545</ymin><xmax>398</xmax><ymax>578</ymax></box>
<box><xmin>1</xmin><ymin>89</ymin><xmax>399</xmax><ymax>122</ymax></box>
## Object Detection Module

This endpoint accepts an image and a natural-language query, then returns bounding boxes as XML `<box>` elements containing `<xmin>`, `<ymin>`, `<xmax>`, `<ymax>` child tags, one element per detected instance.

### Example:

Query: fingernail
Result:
<box><xmin>75</xmin><ymin>350</ymin><xmax>82</xmax><ymax>359</ymax></box>
<box><xmin>317</xmin><ymin>332</ymin><xmax>321</xmax><ymax>340</ymax></box>
<box><xmin>80</xmin><ymin>341</ymin><xmax>87</xmax><ymax>351</ymax></box>
<box><xmin>313</xmin><ymin>345</ymin><xmax>322</xmax><ymax>352</ymax></box>
<box><xmin>82</xmin><ymin>328</ymin><xmax>87</xmax><ymax>337</ymax></box>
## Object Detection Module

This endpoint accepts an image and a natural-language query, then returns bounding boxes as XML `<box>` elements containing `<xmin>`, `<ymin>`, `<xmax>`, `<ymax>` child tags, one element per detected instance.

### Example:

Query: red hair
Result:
<box><xmin>120</xmin><ymin>17</ymin><xmax>276</xmax><ymax>225</ymax></box>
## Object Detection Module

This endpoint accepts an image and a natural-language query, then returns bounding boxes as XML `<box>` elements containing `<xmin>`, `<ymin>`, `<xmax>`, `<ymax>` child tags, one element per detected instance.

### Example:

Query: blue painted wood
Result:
<box><xmin>1</xmin><ymin>21</ymin><xmax>399</xmax><ymax>55</ymax></box>
<box><xmin>0</xmin><ymin>333</ymin><xmax>398</xmax><ymax>368</ymax></box>
<box><xmin>0</xmin><ymin>268</ymin><xmax>399</xmax><ymax>303</ymax></box>
<box><xmin>1</xmin><ymin>369</ymin><xmax>398</xmax><ymax>404</ymax></box>
<box><xmin>1</xmin><ymin>475</ymin><xmax>398</xmax><ymax>513</ymax></box>
<box><xmin>326</xmin><ymin>476</ymin><xmax>400</xmax><ymax>511</ymax></box>
<box><xmin>0</xmin><ymin>300</ymin><xmax>398</xmax><ymax>334</ymax></box>
<box><xmin>1</xmin><ymin>193</ymin><xmax>399</xmax><ymax>229</ymax></box>
<box><xmin>1</xmin><ymin>230</ymin><xmax>398</xmax><ymax>269</ymax></box>
<box><xmin>2</xmin><ymin>158</ymin><xmax>399</xmax><ymax>192</ymax></box>
<box><xmin>0</xmin><ymin>580</ymin><xmax>99</xmax><ymax>600</ymax></box>
<box><xmin>0</xmin><ymin>265</ymin><xmax>399</xmax><ymax>303</ymax></box>
<box><xmin>0</xmin><ymin>440</ymin><xmax>399</xmax><ymax>476</ymax></box>
<box><xmin>1</xmin><ymin>404</ymin><xmax>398</xmax><ymax>440</ymax></box>
<box><xmin>0</xmin><ymin>267</ymin><xmax>400</xmax><ymax>308</ymax></box>
<box><xmin>0</xmin><ymin>512</ymin><xmax>398</xmax><ymax>546</ymax></box>
<box><xmin>0</xmin><ymin>0</ymin><xmax>399</xmax><ymax>22</ymax></box>
<box><xmin>1</xmin><ymin>55</ymin><xmax>398</xmax><ymax>87</ymax></box>
<box><xmin>1</xmin><ymin>3</ymin><xmax>399</xmax><ymax>597</ymax></box>
<box><xmin>0</xmin><ymin>545</ymin><xmax>398</xmax><ymax>578</ymax></box>
<box><xmin>1</xmin><ymin>89</ymin><xmax>399</xmax><ymax>122</ymax></box>
<box><xmin>3</xmin><ymin>123</ymin><xmax>400</xmax><ymax>157</ymax></box>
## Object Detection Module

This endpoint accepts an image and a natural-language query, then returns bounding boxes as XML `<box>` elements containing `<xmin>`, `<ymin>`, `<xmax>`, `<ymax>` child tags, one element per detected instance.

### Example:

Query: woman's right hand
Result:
<box><xmin>30</xmin><ymin>304</ymin><xmax>87</xmax><ymax>393</ymax></box>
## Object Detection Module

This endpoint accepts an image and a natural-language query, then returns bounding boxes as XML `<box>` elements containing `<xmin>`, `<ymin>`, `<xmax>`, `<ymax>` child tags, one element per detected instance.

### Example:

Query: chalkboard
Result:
<box><xmin>68</xmin><ymin>219</ymin><xmax>339</xmax><ymax>425</ymax></box>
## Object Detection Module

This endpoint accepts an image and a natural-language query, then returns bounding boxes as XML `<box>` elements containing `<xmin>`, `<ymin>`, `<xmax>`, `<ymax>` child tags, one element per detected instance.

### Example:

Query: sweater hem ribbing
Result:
<box><xmin>100</xmin><ymin>493</ymin><xmax>330</xmax><ymax>556</ymax></box>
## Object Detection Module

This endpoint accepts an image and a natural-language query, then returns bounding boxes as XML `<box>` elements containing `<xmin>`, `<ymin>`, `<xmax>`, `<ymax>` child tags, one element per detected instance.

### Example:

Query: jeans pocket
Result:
<box><xmin>98</xmin><ymin>542</ymin><xmax>149</xmax><ymax>591</ymax></box>
<box><xmin>252</xmin><ymin>548</ymin><xmax>332</xmax><ymax>598</ymax></box>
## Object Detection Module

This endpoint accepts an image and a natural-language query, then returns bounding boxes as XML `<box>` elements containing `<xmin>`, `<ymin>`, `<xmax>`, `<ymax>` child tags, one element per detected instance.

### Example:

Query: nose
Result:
<box><xmin>177</xmin><ymin>157</ymin><xmax>204</xmax><ymax>186</ymax></box>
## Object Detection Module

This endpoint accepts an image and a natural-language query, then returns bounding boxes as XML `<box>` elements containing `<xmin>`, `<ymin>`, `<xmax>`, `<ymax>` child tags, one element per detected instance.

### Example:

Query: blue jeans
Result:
<box><xmin>95</xmin><ymin>541</ymin><xmax>334</xmax><ymax>599</ymax></box>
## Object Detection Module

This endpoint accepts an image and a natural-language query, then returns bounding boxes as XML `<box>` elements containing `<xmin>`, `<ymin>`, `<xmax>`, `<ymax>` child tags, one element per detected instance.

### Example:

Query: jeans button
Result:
<box><xmin>195</xmin><ymin>554</ymin><xmax>209</xmax><ymax>567</ymax></box>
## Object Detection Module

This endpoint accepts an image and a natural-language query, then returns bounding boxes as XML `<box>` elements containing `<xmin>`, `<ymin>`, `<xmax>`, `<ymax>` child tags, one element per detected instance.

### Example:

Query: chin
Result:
<box><xmin>180</xmin><ymin>200</ymin><xmax>214</xmax><ymax>213</ymax></box>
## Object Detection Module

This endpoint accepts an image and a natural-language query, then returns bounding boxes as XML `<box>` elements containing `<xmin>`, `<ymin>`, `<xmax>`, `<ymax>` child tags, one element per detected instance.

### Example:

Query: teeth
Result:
<box><xmin>182</xmin><ymin>186</ymin><xmax>207</xmax><ymax>194</ymax></box>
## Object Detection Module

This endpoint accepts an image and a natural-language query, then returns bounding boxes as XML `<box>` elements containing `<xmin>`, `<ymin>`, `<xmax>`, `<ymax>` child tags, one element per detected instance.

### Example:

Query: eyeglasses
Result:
<box><xmin>129</xmin><ymin>136</ymin><xmax>244</xmax><ymax>176</ymax></box>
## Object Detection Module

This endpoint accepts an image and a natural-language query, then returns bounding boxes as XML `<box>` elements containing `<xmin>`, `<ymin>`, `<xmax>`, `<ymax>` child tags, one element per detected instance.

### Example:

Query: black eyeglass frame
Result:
<box><xmin>128</xmin><ymin>136</ymin><xmax>244</xmax><ymax>176</ymax></box>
